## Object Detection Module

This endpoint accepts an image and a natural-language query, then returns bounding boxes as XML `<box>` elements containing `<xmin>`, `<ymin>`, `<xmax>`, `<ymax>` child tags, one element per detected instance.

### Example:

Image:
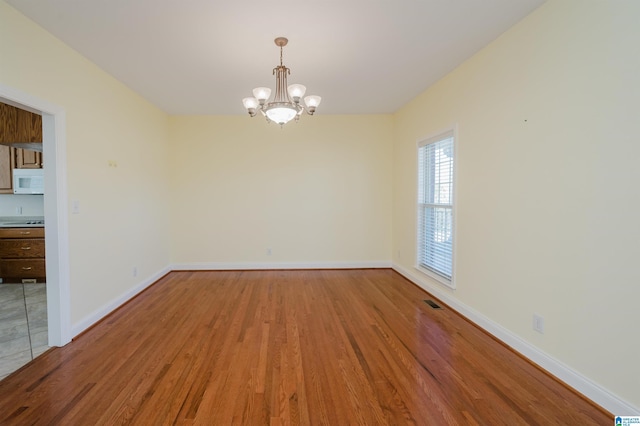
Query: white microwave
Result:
<box><xmin>13</xmin><ymin>168</ymin><xmax>44</xmax><ymax>194</ymax></box>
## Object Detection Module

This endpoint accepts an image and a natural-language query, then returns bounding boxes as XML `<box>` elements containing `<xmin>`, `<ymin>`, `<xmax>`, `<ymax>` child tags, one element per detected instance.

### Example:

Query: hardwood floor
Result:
<box><xmin>0</xmin><ymin>270</ymin><xmax>610</xmax><ymax>425</ymax></box>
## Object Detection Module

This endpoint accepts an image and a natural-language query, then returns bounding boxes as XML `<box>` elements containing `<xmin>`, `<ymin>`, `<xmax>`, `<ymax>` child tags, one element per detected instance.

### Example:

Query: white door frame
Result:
<box><xmin>1</xmin><ymin>83</ymin><xmax>71</xmax><ymax>346</ymax></box>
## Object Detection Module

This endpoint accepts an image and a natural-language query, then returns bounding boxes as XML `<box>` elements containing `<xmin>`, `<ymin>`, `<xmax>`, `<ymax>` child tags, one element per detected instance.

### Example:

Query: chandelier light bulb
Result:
<box><xmin>242</xmin><ymin>97</ymin><xmax>258</xmax><ymax>117</ymax></box>
<box><xmin>252</xmin><ymin>87</ymin><xmax>271</xmax><ymax>104</ymax></box>
<box><xmin>304</xmin><ymin>95</ymin><xmax>321</xmax><ymax>108</ymax></box>
<box><xmin>242</xmin><ymin>97</ymin><xmax>258</xmax><ymax>109</ymax></box>
<box><xmin>265</xmin><ymin>106</ymin><xmax>297</xmax><ymax>125</ymax></box>
<box><xmin>304</xmin><ymin>95</ymin><xmax>322</xmax><ymax>115</ymax></box>
<box><xmin>288</xmin><ymin>84</ymin><xmax>306</xmax><ymax>103</ymax></box>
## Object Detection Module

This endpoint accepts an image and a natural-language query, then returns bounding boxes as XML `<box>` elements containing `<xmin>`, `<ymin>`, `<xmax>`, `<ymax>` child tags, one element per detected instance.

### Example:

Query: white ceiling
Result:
<box><xmin>7</xmin><ymin>0</ymin><xmax>545</xmax><ymax>115</ymax></box>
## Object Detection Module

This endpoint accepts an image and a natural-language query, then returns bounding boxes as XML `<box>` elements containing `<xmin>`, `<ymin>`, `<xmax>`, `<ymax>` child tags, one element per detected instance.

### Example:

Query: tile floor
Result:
<box><xmin>0</xmin><ymin>283</ymin><xmax>48</xmax><ymax>380</ymax></box>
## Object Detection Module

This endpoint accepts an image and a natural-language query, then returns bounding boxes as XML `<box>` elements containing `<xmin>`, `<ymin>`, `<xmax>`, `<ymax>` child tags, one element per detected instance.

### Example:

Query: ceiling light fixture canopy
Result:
<box><xmin>242</xmin><ymin>37</ymin><xmax>321</xmax><ymax>126</ymax></box>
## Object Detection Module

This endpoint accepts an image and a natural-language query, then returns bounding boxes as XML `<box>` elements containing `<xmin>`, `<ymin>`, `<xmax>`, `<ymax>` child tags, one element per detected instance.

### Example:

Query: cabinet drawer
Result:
<box><xmin>0</xmin><ymin>259</ymin><xmax>46</xmax><ymax>278</ymax></box>
<box><xmin>0</xmin><ymin>239</ymin><xmax>45</xmax><ymax>258</ymax></box>
<box><xmin>0</xmin><ymin>227</ymin><xmax>45</xmax><ymax>238</ymax></box>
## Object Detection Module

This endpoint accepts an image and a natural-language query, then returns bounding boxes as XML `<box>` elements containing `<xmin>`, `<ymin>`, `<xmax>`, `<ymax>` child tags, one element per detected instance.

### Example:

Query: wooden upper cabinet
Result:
<box><xmin>16</xmin><ymin>108</ymin><xmax>42</xmax><ymax>143</ymax></box>
<box><xmin>1</xmin><ymin>102</ymin><xmax>43</xmax><ymax>169</ymax></box>
<box><xmin>0</xmin><ymin>145</ymin><xmax>15</xmax><ymax>193</ymax></box>
<box><xmin>0</xmin><ymin>103</ymin><xmax>42</xmax><ymax>143</ymax></box>
<box><xmin>15</xmin><ymin>149</ymin><xmax>43</xmax><ymax>169</ymax></box>
<box><xmin>0</xmin><ymin>103</ymin><xmax>18</xmax><ymax>143</ymax></box>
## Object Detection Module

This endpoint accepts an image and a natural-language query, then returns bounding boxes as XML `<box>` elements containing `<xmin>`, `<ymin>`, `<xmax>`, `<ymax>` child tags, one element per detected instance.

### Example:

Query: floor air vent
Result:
<box><xmin>424</xmin><ymin>300</ymin><xmax>442</xmax><ymax>309</ymax></box>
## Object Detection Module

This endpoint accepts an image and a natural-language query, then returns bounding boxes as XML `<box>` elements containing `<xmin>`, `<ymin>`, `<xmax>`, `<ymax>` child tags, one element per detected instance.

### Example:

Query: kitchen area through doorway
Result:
<box><xmin>0</xmin><ymin>101</ymin><xmax>48</xmax><ymax>380</ymax></box>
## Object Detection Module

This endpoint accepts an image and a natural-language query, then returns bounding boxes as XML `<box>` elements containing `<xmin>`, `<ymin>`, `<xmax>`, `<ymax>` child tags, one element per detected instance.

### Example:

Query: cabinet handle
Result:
<box><xmin>20</xmin><ymin>231</ymin><xmax>31</xmax><ymax>235</ymax></box>
<box><xmin>21</xmin><ymin>246</ymin><xmax>32</xmax><ymax>250</ymax></box>
<box><xmin>21</xmin><ymin>266</ymin><xmax>32</xmax><ymax>270</ymax></box>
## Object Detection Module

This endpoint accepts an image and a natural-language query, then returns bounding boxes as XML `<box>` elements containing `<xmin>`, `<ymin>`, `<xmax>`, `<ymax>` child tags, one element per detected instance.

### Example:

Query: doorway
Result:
<box><xmin>0</xmin><ymin>84</ymin><xmax>71</xmax><ymax>359</ymax></box>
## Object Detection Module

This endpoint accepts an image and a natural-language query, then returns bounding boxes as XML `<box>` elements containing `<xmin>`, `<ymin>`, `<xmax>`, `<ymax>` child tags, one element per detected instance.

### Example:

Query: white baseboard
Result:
<box><xmin>392</xmin><ymin>263</ymin><xmax>639</xmax><ymax>416</ymax></box>
<box><xmin>70</xmin><ymin>265</ymin><xmax>171</xmax><ymax>337</ymax></box>
<box><xmin>171</xmin><ymin>260</ymin><xmax>392</xmax><ymax>270</ymax></box>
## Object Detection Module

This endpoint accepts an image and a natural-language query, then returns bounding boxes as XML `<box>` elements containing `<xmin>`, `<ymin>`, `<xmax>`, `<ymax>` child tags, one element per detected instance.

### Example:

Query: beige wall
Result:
<box><xmin>169</xmin><ymin>115</ymin><xmax>393</xmax><ymax>266</ymax></box>
<box><xmin>0</xmin><ymin>1</ymin><xmax>172</xmax><ymax>325</ymax></box>
<box><xmin>392</xmin><ymin>0</ymin><xmax>640</xmax><ymax>408</ymax></box>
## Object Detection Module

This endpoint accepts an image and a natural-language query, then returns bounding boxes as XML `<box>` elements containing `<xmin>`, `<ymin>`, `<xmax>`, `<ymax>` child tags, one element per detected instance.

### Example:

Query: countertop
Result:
<box><xmin>0</xmin><ymin>216</ymin><xmax>45</xmax><ymax>228</ymax></box>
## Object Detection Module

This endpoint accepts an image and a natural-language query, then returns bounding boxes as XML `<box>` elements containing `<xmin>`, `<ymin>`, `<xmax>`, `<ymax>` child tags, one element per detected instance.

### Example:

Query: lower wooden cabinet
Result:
<box><xmin>0</xmin><ymin>227</ymin><xmax>46</xmax><ymax>283</ymax></box>
<box><xmin>0</xmin><ymin>238</ymin><xmax>46</xmax><ymax>257</ymax></box>
<box><xmin>0</xmin><ymin>259</ymin><xmax>46</xmax><ymax>278</ymax></box>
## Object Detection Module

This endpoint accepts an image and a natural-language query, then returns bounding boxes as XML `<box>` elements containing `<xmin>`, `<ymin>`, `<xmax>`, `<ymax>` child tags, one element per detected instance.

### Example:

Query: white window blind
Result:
<box><xmin>417</xmin><ymin>131</ymin><xmax>454</xmax><ymax>284</ymax></box>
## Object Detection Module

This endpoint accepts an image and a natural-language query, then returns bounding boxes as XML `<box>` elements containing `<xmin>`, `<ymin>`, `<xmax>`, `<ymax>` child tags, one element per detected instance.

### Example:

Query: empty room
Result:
<box><xmin>0</xmin><ymin>0</ymin><xmax>638</xmax><ymax>424</ymax></box>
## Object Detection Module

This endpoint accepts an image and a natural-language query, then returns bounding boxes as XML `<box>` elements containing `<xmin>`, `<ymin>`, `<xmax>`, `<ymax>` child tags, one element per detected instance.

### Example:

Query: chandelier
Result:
<box><xmin>242</xmin><ymin>37</ymin><xmax>321</xmax><ymax>126</ymax></box>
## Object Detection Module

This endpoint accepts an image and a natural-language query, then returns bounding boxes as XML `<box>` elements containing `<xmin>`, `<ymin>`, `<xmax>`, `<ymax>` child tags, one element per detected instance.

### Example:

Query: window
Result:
<box><xmin>417</xmin><ymin>130</ymin><xmax>455</xmax><ymax>287</ymax></box>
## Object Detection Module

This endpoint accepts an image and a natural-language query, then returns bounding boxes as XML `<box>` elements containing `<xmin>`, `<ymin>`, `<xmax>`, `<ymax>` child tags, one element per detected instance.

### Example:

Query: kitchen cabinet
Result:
<box><xmin>0</xmin><ymin>102</ymin><xmax>43</xmax><ymax>169</ymax></box>
<box><xmin>0</xmin><ymin>145</ymin><xmax>15</xmax><ymax>193</ymax></box>
<box><xmin>0</xmin><ymin>144</ymin><xmax>41</xmax><ymax>195</ymax></box>
<box><xmin>0</xmin><ymin>103</ymin><xmax>42</xmax><ymax>144</ymax></box>
<box><xmin>0</xmin><ymin>227</ymin><xmax>46</xmax><ymax>283</ymax></box>
<box><xmin>15</xmin><ymin>148</ymin><xmax>43</xmax><ymax>168</ymax></box>
<box><xmin>16</xmin><ymin>108</ymin><xmax>42</xmax><ymax>143</ymax></box>
<box><xmin>0</xmin><ymin>102</ymin><xmax>18</xmax><ymax>142</ymax></box>
<box><xmin>14</xmin><ymin>107</ymin><xmax>43</xmax><ymax>168</ymax></box>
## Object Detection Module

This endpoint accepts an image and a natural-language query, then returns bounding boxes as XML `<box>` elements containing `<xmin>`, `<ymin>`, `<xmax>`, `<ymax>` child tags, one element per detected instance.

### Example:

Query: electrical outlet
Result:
<box><xmin>266</xmin><ymin>248</ymin><xmax>272</xmax><ymax>256</ymax></box>
<box><xmin>71</xmin><ymin>199</ymin><xmax>80</xmax><ymax>214</ymax></box>
<box><xmin>533</xmin><ymin>313</ymin><xmax>544</xmax><ymax>334</ymax></box>
<box><xmin>133</xmin><ymin>266</ymin><xmax>138</xmax><ymax>277</ymax></box>
<box><xmin>15</xmin><ymin>206</ymin><xmax>22</xmax><ymax>215</ymax></box>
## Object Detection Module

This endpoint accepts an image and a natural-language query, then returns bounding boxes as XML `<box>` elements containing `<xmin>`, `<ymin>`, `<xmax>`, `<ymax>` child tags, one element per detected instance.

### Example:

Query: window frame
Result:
<box><xmin>415</xmin><ymin>128</ymin><xmax>457</xmax><ymax>289</ymax></box>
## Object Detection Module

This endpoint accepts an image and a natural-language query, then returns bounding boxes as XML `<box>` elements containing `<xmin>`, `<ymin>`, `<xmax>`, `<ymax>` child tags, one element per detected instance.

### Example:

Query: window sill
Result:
<box><xmin>415</xmin><ymin>265</ymin><xmax>455</xmax><ymax>290</ymax></box>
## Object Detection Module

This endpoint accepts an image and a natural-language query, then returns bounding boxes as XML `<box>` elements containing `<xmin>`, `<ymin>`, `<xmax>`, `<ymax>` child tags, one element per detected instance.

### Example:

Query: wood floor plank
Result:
<box><xmin>0</xmin><ymin>269</ymin><xmax>611</xmax><ymax>425</ymax></box>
